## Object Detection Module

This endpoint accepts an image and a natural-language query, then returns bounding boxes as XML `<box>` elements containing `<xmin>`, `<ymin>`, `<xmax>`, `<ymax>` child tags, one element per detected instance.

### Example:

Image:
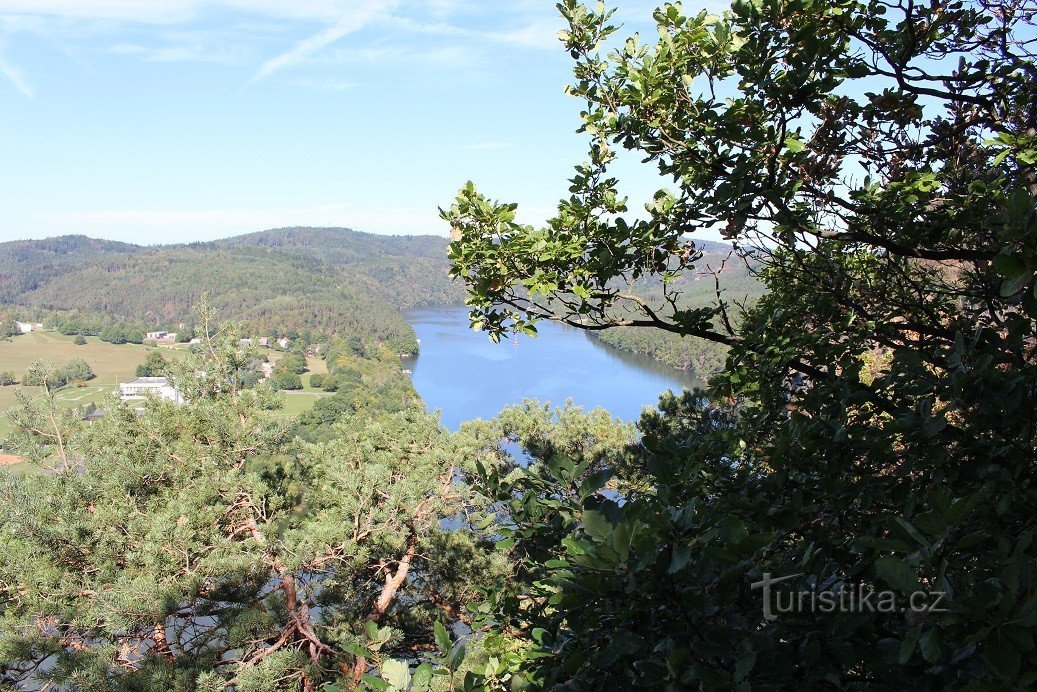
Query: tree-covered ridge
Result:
<box><xmin>1</xmin><ymin>227</ymin><xmax>464</xmax><ymax>354</ymax></box>
<box><xmin>0</xmin><ymin>235</ymin><xmax>141</xmax><ymax>304</ymax></box>
<box><xmin>592</xmin><ymin>242</ymin><xmax>765</xmax><ymax>376</ymax></box>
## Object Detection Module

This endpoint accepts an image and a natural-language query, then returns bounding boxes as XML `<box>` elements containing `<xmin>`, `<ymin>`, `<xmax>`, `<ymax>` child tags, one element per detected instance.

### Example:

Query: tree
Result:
<box><xmin>0</xmin><ymin>372</ymin><xmax>15</xmax><ymax>386</ymax></box>
<box><xmin>0</xmin><ymin>334</ymin><xmax>504</xmax><ymax>691</ymax></box>
<box><xmin>60</xmin><ymin>359</ymin><xmax>94</xmax><ymax>385</ymax></box>
<box><xmin>272</xmin><ymin>370</ymin><xmax>303</xmax><ymax>390</ymax></box>
<box><xmin>136</xmin><ymin>349</ymin><xmax>168</xmax><ymax>377</ymax></box>
<box><xmin>73</xmin><ymin>334</ymin><xmax>87</xmax><ymax>346</ymax></box>
<box><xmin>444</xmin><ymin>0</ymin><xmax>1037</xmax><ymax>688</ymax></box>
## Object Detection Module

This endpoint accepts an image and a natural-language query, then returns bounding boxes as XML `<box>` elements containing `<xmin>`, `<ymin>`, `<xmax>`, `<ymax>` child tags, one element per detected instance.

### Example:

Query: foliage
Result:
<box><xmin>21</xmin><ymin>358</ymin><xmax>95</xmax><ymax>390</ymax></box>
<box><xmin>444</xmin><ymin>0</ymin><xmax>1037</xmax><ymax>688</ymax></box>
<box><xmin>73</xmin><ymin>334</ymin><xmax>87</xmax><ymax>346</ymax></box>
<box><xmin>0</xmin><ymin>336</ymin><xmax>505</xmax><ymax>691</ymax></box>
<box><xmin>135</xmin><ymin>350</ymin><xmax>169</xmax><ymax>378</ymax></box>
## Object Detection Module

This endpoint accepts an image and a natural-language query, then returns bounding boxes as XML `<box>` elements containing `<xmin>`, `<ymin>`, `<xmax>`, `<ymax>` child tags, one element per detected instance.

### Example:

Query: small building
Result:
<box><xmin>258</xmin><ymin>337</ymin><xmax>269</xmax><ymax>347</ymax></box>
<box><xmin>260</xmin><ymin>362</ymin><xmax>275</xmax><ymax>379</ymax></box>
<box><xmin>15</xmin><ymin>321</ymin><xmax>34</xmax><ymax>334</ymax></box>
<box><xmin>238</xmin><ymin>338</ymin><xmax>253</xmax><ymax>347</ymax></box>
<box><xmin>277</xmin><ymin>338</ymin><xmax>291</xmax><ymax>349</ymax></box>
<box><xmin>119</xmin><ymin>377</ymin><xmax>184</xmax><ymax>405</ymax></box>
<box><xmin>146</xmin><ymin>330</ymin><xmax>169</xmax><ymax>341</ymax></box>
<box><xmin>189</xmin><ymin>338</ymin><xmax>202</xmax><ymax>345</ymax></box>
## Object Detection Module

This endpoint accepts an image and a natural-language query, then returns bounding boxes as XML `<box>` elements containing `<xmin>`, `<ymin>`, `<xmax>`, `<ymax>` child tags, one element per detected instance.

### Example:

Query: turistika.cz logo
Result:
<box><xmin>751</xmin><ymin>572</ymin><xmax>947</xmax><ymax>622</ymax></box>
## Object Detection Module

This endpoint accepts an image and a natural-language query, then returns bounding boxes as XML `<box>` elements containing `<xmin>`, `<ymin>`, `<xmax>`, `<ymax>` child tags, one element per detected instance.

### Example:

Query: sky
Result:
<box><xmin>0</xmin><ymin>0</ymin><xmax>709</xmax><ymax>245</ymax></box>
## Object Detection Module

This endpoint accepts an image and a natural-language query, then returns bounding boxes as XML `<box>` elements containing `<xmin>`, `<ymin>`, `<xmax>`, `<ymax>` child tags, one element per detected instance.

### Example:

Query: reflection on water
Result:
<box><xmin>404</xmin><ymin>305</ymin><xmax>704</xmax><ymax>430</ymax></box>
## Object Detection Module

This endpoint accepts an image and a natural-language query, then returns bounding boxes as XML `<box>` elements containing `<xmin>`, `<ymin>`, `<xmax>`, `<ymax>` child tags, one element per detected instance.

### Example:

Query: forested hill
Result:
<box><xmin>0</xmin><ymin>235</ymin><xmax>141</xmax><ymax>303</ymax></box>
<box><xmin>0</xmin><ymin>227</ymin><xmax>463</xmax><ymax>351</ymax></box>
<box><xmin>593</xmin><ymin>240</ymin><xmax>766</xmax><ymax>378</ymax></box>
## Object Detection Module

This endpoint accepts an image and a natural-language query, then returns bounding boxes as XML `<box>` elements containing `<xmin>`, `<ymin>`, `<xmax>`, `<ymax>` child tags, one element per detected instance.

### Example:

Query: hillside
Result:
<box><xmin>0</xmin><ymin>228</ymin><xmax>463</xmax><ymax>351</ymax></box>
<box><xmin>592</xmin><ymin>240</ymin><xmax>766</xmax><ymax>378</ymax></box>
<box><xmin>0</xmin><ymin>235</ymin><xmax>141</xmax><ymax>303</ymax></box>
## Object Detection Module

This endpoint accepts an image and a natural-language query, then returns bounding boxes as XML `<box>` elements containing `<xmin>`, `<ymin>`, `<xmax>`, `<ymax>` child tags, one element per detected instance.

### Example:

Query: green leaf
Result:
<box><xmin>582</xmin><ymin>509</ymin><xmax>612</xmax><ymax>543</ymax></box>
<box><xmin>900</xmin><ymin>628</ymin><xmax>920</xmax><ymax>664</ymax></box>
<box><xmin>381</xmin><ymin>659</ymin><xmax>411</xmax><ymax>692</ymax></box>
<box><xmin>783</xmin><ymin>135</ymin><xmax>806</xmax><ymax>153</ymax></box>
<box><xmin>434</xmin><ymin>620</ymin><xmax>452</xmax><ymax>656</ymax></box>
<box><xmin>445</xmin><ymin>643</ymin><xmax>467</xmax><ymax>672</ymax></box>
<box><xmin>919</xmin><ymin>629</ymin><xmax>942</xmax><ymax>664</ymax></box>
<box><xmin>669</xmin><ymin>545</ymin><xmax>693</xmax><ymax>573</ymax></box>
<box><xmin>874</xmin><ymin>556</ymin><xmax>920</xmax><ymax>594</ymax></box>
<box><xmin>411</xmin><ymin>663</ymin><xmax>434</xmax><ymax>692</ymax></box>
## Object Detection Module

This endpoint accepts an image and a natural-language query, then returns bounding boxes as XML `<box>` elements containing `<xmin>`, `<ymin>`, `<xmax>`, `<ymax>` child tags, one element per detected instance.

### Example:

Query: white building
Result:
<box><xmin>15</xmin><ymin>321</ymin><xmax>34</xmax><ymax>334</ymax></box>
<box><xmin>146</xmin><ymin>331</ymin><xmax>168</xmax><ymax>341</ymax></box>
<box><xmin>119</xmin><ymin>377</ymin><xmax>184</xmax><ymax>404</ymax></box>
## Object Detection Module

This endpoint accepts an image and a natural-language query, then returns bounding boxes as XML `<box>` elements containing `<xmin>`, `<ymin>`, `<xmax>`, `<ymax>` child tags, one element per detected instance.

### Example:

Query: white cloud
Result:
<box><xmin>0</xmin><ymin>49</ymin><xmax>32</xmax><ymax>97</ymax></box>
<box><xmin>0</xmin><ymin>1</ymin><xmax>374</xmax><ymax>24</ymax></box>
<box><xmin>248</xmin><ymin>1</ymin><xmax>397</xmax><ymax>83</ymax></box>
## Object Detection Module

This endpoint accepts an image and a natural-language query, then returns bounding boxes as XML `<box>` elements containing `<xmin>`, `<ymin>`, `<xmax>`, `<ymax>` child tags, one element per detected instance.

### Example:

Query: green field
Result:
<box><xmin>0</xmin><ymin>334</ymin><xmax>329</xmax><ymax>469</ymax></box>
<box><xmin>276</xmin><ymin>390</ymin><xmax>331</xmax><ymax>418</ymax></box>
<box><xmin>0</xmin><ymin>331</ymin><xmax>151</xmax><ymax>439</ymax></box>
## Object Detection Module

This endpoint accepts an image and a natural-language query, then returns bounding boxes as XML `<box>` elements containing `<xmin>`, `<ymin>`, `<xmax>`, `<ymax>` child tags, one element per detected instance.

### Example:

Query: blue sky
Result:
<box><xmin>0</xmin><ymin>1</ymin><xmax>703</xmax><ymax>244</ymax></box>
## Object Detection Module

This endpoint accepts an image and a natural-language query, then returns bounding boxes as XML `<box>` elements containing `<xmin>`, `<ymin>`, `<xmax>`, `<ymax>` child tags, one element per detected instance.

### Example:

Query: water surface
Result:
<box><xmin>404</xmin><ymin>306</ymin><xmax>703</xmax><ymax>429</ymax></box>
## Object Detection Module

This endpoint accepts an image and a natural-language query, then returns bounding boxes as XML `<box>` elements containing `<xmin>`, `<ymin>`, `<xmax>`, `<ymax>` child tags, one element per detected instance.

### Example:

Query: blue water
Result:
<box><xmin>404</xmin><ymin>306</ymin><xmax>703</xmax><ymax>430</ymax></box>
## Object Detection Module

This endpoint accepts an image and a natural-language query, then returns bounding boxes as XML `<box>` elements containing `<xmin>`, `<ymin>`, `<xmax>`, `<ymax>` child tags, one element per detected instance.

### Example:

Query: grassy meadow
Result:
<box><xmin>0</xmin><ymin>331</ymin><xmax>153</xmax><ymax>440</ymax></box>
<box><xmin>1</xmin><ymin>333</ymin><xmax>330</xmax><ymax>448</ymax></box>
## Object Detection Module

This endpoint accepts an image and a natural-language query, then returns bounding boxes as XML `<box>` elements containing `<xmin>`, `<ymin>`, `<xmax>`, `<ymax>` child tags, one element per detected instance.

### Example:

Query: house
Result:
<box><xmin>258</xmin><ymin>337</ymin><xmax>269</xmax><ymax>347</ymax></box>
<box><xmin>238</xmin><ymin>338</ymin><xmax>253</xmax><ymax>347</ymax></box>
<box><xmin>15</xmin><ymin>321</ymin><xmax>33</xmax><ymax>334</ymax></box>
<box><xmin>146</xmin><ymin>330</ymin><xmax>169</xmax><ymax>341</ymax></box>
<box><xmin>260</xmin><ymin>362</ymin><xmax>275</xmax><ymax>379</ymax></box>
<box><xmin>189</xmin><ymin>338</ymin><xmax>202</xmax><ymax>345</ymax></box>
<box><xmin>119</xmin><ymin>377</ymin><xmax>184</xmax><ymax>405</ymax></box>
<box><xmin>277</xmin><ymin>338</ymin><xmax>291</xmax><ymax>349</ymax></box>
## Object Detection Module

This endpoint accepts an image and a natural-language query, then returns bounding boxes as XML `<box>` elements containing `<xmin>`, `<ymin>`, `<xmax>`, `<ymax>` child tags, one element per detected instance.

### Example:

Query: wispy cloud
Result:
<box><xmin>0</xmin><ymin>49</ymin><xmax>33</xmax><ymax>97</ymax></box>
<box><xmin>248</xmin><ymin>1</ymin><xmax>396</xmax><ymax>84</ymax></box>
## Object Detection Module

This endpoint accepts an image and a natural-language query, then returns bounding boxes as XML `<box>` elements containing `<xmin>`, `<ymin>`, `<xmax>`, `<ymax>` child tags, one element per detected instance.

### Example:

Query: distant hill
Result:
<box><xmin>0</xmin><ymin>235</ymin><xmax>141</xmax><ymax>303</ymax></box>
<box><xmin>592</xmin><ymin>238</ymin><xmax>766</xmax><ymax>378</ymax></box>
<box><xmin>0</xmin><ymin>228</ymin><xmax>463</xmax><ymax>349</ymax></box>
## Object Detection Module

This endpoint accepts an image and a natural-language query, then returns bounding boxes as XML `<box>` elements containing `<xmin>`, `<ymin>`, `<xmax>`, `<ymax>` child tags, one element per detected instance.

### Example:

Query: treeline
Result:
<box><xmin>21</xmin><ymin>358</ymin><xmax>95</xmax><ymax>390</ymax></box>
<box><xmin>595</xmin><ymin>249</ymin><xmax>765</xmax><ymax>378</ymax></box>
<box><xmin>594</xmin><ymin>327</ymin><xmax>731</xmax><ymax>375</ymax></box>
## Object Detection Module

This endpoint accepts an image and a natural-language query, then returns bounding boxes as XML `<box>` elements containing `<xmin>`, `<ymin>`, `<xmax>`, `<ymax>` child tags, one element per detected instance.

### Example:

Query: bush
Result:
<box><xmin>273</xmin><ymin>371</ymin><xmax>302</xmax><ymax>391</ymax></box>
<box><xmin>73</xmin><ymin>335</ymin><xmax>87</xmax><ymax>346</ymax></box>
<box><xmin>0</xmin><ymin>372</ymin><xmax>16</xmax><ymax>386</ymax></box>
<box><xmin>59</xmin><ymin>359</ymin><xmax>95</xmax><ymax>385</ymax></box>
<box><xmin>308</xmin><ymin>374</ymin><xmax>325</xmax><ymax>389</ymax></box>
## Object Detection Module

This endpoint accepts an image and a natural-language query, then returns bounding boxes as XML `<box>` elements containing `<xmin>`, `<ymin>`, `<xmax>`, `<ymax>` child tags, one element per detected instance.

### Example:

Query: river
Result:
<box><xmin>403</xmin><ymin>305</ymin><xmax>704</xmax><ymax>430</ymax></box>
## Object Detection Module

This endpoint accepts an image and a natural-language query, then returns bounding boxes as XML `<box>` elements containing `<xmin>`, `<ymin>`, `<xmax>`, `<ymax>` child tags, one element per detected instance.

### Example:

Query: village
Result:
<box><xmin>0</xmin><ymin>323</ymin><xmax>329</xmax><ymax>472</ymax></box>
